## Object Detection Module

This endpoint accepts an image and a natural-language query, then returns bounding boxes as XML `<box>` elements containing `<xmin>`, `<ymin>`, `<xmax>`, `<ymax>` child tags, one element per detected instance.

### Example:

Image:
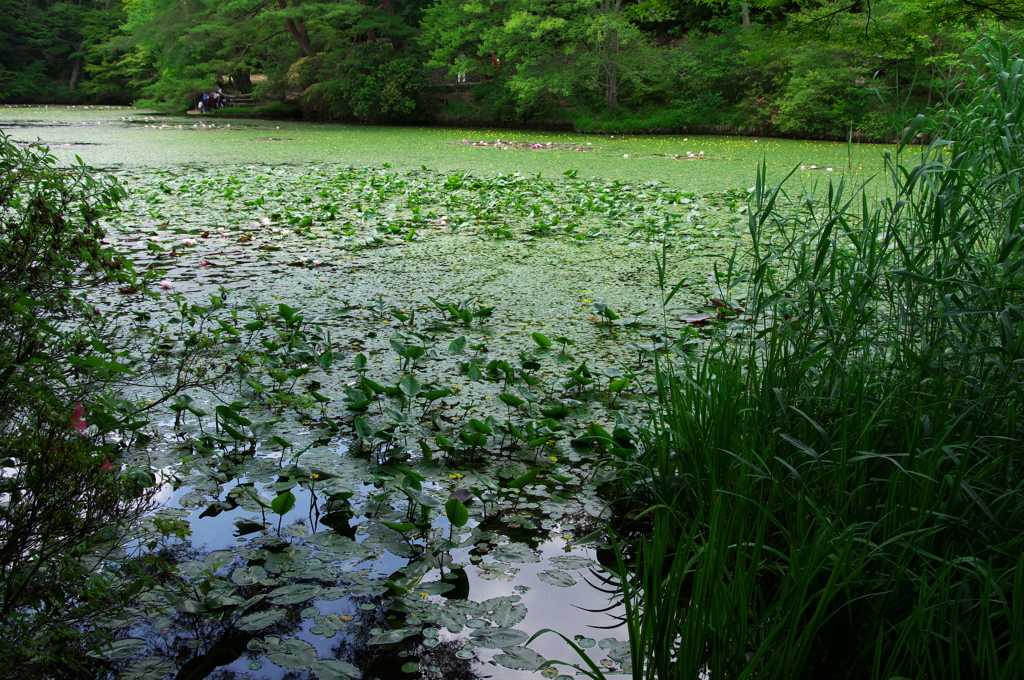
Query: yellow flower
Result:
<box><xmin>420</xmin><ymin>592</ymin><xmax>429</xmax><ymax>597</ymax></box>
<box><xmin>582</xmin><ymin>299</ymin><xmax>591</xmax><ymax>303</ymax></box>
<box><xmin>311</xmin><ymin>473</ymin><xmax>320</xmax><ymax>479</ymax></box>
<box><xmin>549</xmin><ymin>456</ymin><xmax>558</xmax><ymax>462</ymax></box>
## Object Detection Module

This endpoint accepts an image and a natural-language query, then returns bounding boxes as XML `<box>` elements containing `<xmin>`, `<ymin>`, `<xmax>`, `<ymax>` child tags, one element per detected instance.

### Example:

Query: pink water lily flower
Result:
<box><xmin>159</xmin><ymin>280</ymin><xmax>173</xmax><ymax>289</ymax></box>
<box><xmin>182</xmin><ymin>238</ymin><xmax>196</xmax><ymax>245</ymax></box>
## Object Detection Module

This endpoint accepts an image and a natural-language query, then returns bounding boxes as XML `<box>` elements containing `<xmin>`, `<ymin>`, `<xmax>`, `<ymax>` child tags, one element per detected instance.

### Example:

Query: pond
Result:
<box><xmin>1</xmin><ymin>107</ymin><xmax>892</xmax><ymax>680</ymax></box>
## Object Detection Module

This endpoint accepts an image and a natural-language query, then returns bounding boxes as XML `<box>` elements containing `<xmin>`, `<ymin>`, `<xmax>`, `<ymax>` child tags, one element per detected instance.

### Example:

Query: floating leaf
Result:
<box><xmin>574</xmin><ymin>636</ymin><xmax>597</xmax><ymax>649</ymax></box>
<box><xmin>490</xmin><ymin>543</ymin><xmax>540</xmax><ymax>563</ymax></box>
<box><xmin>537</xmin><ymin>570</ymin><xmax>577</xmax><ymax>588</ymax></box>
<box><xmin>469</xmin><ymin>627</ymin><xmax>530</xmax><ymax>648</ymax></box>
<box><xmin>231</xmin><ymin>565</ymin><xmax>268</xmax><ymax>585</ymax></box>
<box><xmin>488</xmin><ymin>600</ymin><xmax>527</xmax><ymax>628</ymax></box>
<box><xmin>311</xmin><ymin>659</ymin><xmax>362</xmax><ymax>680</ymax></box>
<box><xmin>367</xmin><ymin>627</ymin><xmax>420</xmax><ymax>645</ymax></box>
<box><xmin>92</xmin><ymin>637</ymin><xmax>147</xmax><ymax>659</ymax></box>
<box><xmin>269</xmin><ymin>583</ymin><xmax>321</xmax><ymax>605</ymax></box>
<box><xmin>236</xmin><ymin>609</ymin><xmax>287</xmax><ymax>631</ymax></box>
<box><xmin>493</xmin><ymin>647</ymin><xmax>548</xmax><ymax>671</ymax></box>
<box><xmin>264</xmin><ymin>638</ymin><xmax>318</xmax><ymax>670</ymax></box>
<box><xmin>531</xmin><ymin>332</ymin><xmax>552</xmax><ymax>348</ymax></box>
<box><xmin>120</xmin><ymin>658</ymin><xmax>175</xmax><ymax>679</ymax></box>
<box><xmin>549</xmin><ymin>555</ymin><xmax>596</xmax><ymax>570</ymax></box>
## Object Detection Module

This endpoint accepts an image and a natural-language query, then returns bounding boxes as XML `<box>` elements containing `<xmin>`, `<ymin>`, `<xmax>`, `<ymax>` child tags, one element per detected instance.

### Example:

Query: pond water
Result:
<box><xmin>0</xmin><ymin>107</ymin><xmax>889</xmax><ymax>680</ymax></box>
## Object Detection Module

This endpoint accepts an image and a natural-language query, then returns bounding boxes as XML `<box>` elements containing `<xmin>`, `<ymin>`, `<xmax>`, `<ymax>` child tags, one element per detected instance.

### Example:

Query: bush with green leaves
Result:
<box><xmin>302</xmin><ymin>42</ymin><xmax>425</xmax><ymax>123</ymax></box>
<box><xmin>0</xmin><ymin>134</ymin><xmax>156</xmax><ymax>674</ymax></box>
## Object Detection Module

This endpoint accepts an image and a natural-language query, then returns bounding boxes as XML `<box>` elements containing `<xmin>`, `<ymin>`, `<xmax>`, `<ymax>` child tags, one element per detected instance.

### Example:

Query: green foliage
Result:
<box><xmin>0</xmin><ymin>134</ymin><xmax>154</xmax><ymax>674</ymax></box>
<box><xmin>303</xmin><ymin>42</ymin><xmax>426</xmax><ymax>122</ymax></box>
<box><xmin>0</xmin><ymin>0</ymin><xmax>130</xmax><ymax>103</ymax></box>
<box><xmin>612</xmin><ymin>41</ymin><xmax>1024</xmax><ymax>678</ymax></box>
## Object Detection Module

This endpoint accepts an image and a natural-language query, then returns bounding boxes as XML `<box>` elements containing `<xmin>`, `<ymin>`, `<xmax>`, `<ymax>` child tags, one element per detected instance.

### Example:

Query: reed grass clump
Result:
<box><xmin>616</xmin><ymin>40</ymin><xmax>1024</xmax><ymax>679</ymax></box>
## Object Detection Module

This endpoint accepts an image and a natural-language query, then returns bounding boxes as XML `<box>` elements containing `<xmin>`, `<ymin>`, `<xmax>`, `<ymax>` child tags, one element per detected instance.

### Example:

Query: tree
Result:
<box><xmin>422</xmin><ymin>0</ymin><xmax>657</xmax><ymax>113</ymax></box>
<box><xmin>0</xmin><ymin>0</ymin><xmax>126</xmax><ymax>102</ymax></box>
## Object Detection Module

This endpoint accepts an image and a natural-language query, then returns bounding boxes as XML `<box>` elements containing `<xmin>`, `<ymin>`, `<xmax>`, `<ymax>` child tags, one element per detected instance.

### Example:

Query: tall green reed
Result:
<box><xmin>611</xmin><ymin>39</ymin><xmax>1024</xmax><ymax>679</ymax></box>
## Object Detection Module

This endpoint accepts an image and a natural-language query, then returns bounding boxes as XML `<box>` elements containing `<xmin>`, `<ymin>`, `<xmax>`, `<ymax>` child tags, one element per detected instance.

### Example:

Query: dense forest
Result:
<box><xmin>2</xmin><ymin>0</ymin><xmax>1023</xmax><ymax>138</ymax></box>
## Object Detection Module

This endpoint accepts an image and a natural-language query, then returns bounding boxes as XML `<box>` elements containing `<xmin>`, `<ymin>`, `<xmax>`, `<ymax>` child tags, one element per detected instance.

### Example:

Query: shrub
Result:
<box><xmin>0</xmin><ymin>135</ymin><xmax>154</xmax><ymax>675</ymax></box>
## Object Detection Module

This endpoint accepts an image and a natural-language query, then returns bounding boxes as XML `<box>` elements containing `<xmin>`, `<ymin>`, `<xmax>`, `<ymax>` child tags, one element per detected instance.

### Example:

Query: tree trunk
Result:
<box><xmin>605</xmin><ymin>60</ymin><xmax>619</xmax><ymax>112</ymax></box>
<box><xmin>68</xmin><ymin>41</ymin><xmax>86</xmax><ymax>91</ymax></box>
<box><xmin>740</xmin><ymin>1</ymin><xmax>751</xmax><ymax>29</ymax></box>
<box><xmin>231</xmin><ymin>72</ymin><xmax>252</xmax><ymax>94</ymax></box>
<box><xmin>279</xmin><ymin>0</ymin><xmax>317</xmax><ymax>59</ymax></box>
<box><xmin>356</xmin><ymin>0</ymin><xmax>377</xmax><ymax>41</ymax></box>
<box><xmin>601</xmin><ymin>0</ymin><xmax>621</xmax><ymax>112</ymax></box>
<box><xmin>377</xmin><ymin>0</ymin><xmax>403</xmax><ymax>51</ymax></box>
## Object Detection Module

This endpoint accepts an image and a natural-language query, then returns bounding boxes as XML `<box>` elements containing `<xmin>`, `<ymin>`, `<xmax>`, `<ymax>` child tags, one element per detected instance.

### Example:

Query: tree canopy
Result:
<box><xmin>1</xmin><ymin>0</ymin><xmax>1023</xmax><ymax>137</ymax></box>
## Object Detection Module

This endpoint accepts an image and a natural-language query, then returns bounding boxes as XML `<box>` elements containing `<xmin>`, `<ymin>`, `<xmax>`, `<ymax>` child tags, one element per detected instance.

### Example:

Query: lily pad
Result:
<box><xmin>493</xmin><ymin>646</ymin><xmax>548</xmax><ymax>671</ymax></box>
<box><xmin>263</xmin><ymin>638</ymin><xmax>319</xmax><ymax>671</ymax></box>
<box><xmin>236</xmin><ymin>609</ymin><xmax>287</xmax><ymax>632</ymax></box>
<box><xmin>120</xmin><ymin>657</ymin><xmax>175</xmax><ymax>679</ymax></box>
<box><xmin>537</xmin><ymin>569</ymin><xmax>578</xmax><ymax>588</ymax></box>
<box><xmin>489</xmin><ymin>543</ymin><xmax>541</xmax><ymax>563</ymax></box>
<box><xmin>269</xmin><ymin>582</ymin><xmax>321</xmax><ymax>604</ymax></box>
<box><xmin>91</xmin><ymin>637</ymin><xmax>147</xmax><ymax>659</ymax></box>
<box><xmin>468</xmin><ymin>627</ymin><xmax>530</xmax><ymax>648</ymax></box>
<box><xmin>549</xmin><ymin>555</ymin><xmax>596</xmax><ymax>570</ymax></box>
<box><xmin>367</xmin><ymin>627</ymin><xmax>420</xmax><ymax>645</ymax></box>
<box><xmin>231</xmin><ymin>565</ymin><xmax>268</xmax><ymax>585</ymax></box>
<box><xmin>311</xmin><ymin>659</ymin><xmax>362</xmax><ymax>679</ymax></box>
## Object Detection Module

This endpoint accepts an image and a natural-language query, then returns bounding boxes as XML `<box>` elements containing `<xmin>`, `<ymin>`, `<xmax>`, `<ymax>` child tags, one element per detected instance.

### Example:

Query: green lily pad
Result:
<box><xmin>537</xmin><ymin>569</ymin><xmax>577</xmax><ymax>588</ymax></box>
<box><xmin>493</xmin><ymin>646</ymin><xmax>548</xmax><ymax>671</ymax></box>
<box><xmin>367</xmin><ymin>627</ymin><xmax>420</xmax><ymax>645</ymax></box>
<box><xmin>468</xmin><ymin>627</ymin><xmax>530</xmax><ymax>648</ymax></box>
<box><xmin>311</xmin><ymin>659</ymin><xmax>362</xmax><ymax>679</ymax></box>
<box><xmin>119</xmin><ymin>657</ymin><xmax>175</xmax><ymax>679</ymax></box>
<box><xmin>92</xmin><ymin>637</ymin><xmax>147</xmax><ymax>659</ymax></box>
<box><xmin>236</xmin><ymin>609</ymin><xmax>287</xmax><ymax>632</ymax></box>
<box><xmin>549</xmin><ymin>555</ymin><xmax>596</xmax><ymax>570</ymax></box>
<box><xmin>490</xmin><ymin>543</ymin><xmax>541</xmax><ymax>563</ymax></box>
<box><xmin>269</xmin><ymin>582</ymin><xmax>320</xmax><ymax>604</ymax></box>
